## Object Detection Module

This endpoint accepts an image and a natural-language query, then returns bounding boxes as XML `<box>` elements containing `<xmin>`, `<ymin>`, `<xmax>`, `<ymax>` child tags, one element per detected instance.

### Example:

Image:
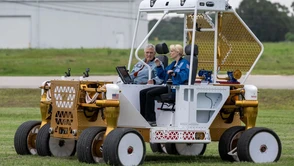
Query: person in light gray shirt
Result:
<box><xmin>129</xmin><ymin>44</ymin><xmax>163</xmax><ymax>84</ymax></box>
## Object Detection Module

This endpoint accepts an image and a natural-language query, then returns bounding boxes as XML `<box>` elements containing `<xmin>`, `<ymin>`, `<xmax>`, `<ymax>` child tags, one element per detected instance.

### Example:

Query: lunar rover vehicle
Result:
<box><xmin>14</xmin><ymin>0</ymin><xmax>281</xmax><ymax>165</ymax></box>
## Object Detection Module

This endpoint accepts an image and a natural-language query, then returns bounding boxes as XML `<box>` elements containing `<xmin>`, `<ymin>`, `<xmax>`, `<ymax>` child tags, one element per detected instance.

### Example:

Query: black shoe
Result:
<box><xmin>148</xmin><ymin>121</ymin><xmax>157</xmax><ymax>127</ymax></box>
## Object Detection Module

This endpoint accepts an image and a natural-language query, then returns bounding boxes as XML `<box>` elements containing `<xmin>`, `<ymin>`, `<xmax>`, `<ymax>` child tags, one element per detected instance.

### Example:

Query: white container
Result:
<box><xmin>106</xmin><ymin>84</ymin><xmax>120</xmax><ymax>100</ymax></box>
<box><xmin>244</xmin><ymin>85</ymin><xmax>258</xmax><ymax>100</ymax></box>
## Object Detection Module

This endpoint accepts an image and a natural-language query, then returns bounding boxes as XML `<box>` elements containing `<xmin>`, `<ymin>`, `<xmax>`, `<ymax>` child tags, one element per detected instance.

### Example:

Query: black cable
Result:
<box><xmin>204</xmin><ymin>93</ymin><xmax>214</xmax><ymax>122</ymax></box>
<box><xmin>205</xmin><ymin>93</ymin><xmax>213</xmax><ymax>109</ymax></box>
<box><xmin>45</xmin><ymin>2</ymin><xmax>135</xmax><ymax>14</ymax></box>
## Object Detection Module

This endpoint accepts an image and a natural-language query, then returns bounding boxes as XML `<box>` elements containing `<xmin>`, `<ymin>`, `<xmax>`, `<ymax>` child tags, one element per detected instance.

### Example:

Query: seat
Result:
<box><xmin>159</xmin><ymin>78</ymin><xmax>175</xmax><ymax>111</ymax></box>
<box><xmin>158</xmin><ymin>44</ymin><xmax>199</xmax><ymax>111</ymax></box>
<box><xmin>155</xmin><ymin>43</ymin><xmax>169</xmax><ymax>68</ymax></box>
<box><xmin>184</xmin><ymin>44</ymin><xmax>198</xmax><ymax>85</ymax></box>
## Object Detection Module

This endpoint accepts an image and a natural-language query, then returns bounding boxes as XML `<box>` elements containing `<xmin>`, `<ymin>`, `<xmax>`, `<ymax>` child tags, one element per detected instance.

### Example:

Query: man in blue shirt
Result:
<box><xmin>129</xmin><ymin>44</ymin><xmax>163</xmax><ymax>85</ymax></box>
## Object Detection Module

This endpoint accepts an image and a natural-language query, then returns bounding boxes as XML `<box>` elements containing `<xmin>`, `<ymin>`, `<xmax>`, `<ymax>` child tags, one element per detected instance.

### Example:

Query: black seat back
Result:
<box><xmin>184</xmin><ymin>44</ymin><xmax>198</xmax><ymax>85</ymax></box>
<box><xmin>155</xmin><ymin>43</ymin><xmax>169</xmax><ymax>68</ymax></box>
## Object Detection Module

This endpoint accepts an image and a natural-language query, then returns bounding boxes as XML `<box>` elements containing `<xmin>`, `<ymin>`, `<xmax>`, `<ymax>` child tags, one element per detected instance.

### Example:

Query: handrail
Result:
<box><xmin>187</xmin><ymin>5</ymin><xmax>198</xmax><ymax>86</ymax></box>
<box><xmin>213</xmin><ymin>12</ymin><xmax>219</xmax><ymax>84</ymax></box>
<box><xmin>134</xmin><ymin>10</ymin><xmax>168</xmax><ymax>80</ymax></box>
<box><xmin>128</xmin><ymin>10</ymin><xmax>141</xmax><ymax>71</ymax></box>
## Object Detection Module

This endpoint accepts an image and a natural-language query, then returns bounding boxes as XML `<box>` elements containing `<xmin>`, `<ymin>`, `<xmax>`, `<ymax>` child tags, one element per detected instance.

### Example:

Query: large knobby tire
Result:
<box><xmin>36</xmin><ymin>123</ymin><xmax>51</xmax><ymax>156</ymax></box>
<box><xmin>14</xmin><ymin>120</ymin><xmax>41</xmax><ymax>155</ymax></box>
<box><xmin>218</xmin><ymin>126</ymin><xmax>245</xmax><ymax>162</ymax></box>
<box><xmin>150</xmin><ymin>143</ymin><xmax>164</xmax><ymax>153</ymax></box>
<box><xmin>103</xmin><ymin>128</ymin><xmax>146</xmax><ymax>166</ymax></box>
<box><xmin>237</xmin><ymin>127</ymin><xmax>282</xmax><ymax>163</ymax></box>
<box><xmin>77</xmin><ymin>127</ymin><xmax>106</xmax><ymax>163</ymax></box>
<box><xmin>165</xmin><ymin>143</ymin><xmax>179</xmax><ymax>155</ymax></box>
<box><xmin>175</xmin><ymin>143</ymin><xmax>206</xmax><ymax>156</ymax></box>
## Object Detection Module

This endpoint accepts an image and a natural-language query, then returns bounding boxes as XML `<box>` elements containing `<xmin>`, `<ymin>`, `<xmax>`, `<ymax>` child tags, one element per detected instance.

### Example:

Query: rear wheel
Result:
<box><xmin>218</xmin><ymin>126</ymin><xmax>245</xmax><ymax>161</ymax></box>
<box><xmin>150</xmin><ymin>143</ymin><xmax>164</xmax><ymax>153</ymax></box>
<box><xmin>175</xmin><ymin>143</ymin><xmax>206</xmax><ymax>156</ymax></box>
<box><xmin>237</xmin><ymin>127</ymin><xmax>282</xmax><ymax>163</ymax></box>
<box><xmin>103</xmin><ymin>128</ymin><xmax>146</xmax><ymax>165</ymax></box>
<box><xmin>14</xmin><ymin>121</ymin><xmax>41</xmax><ymax>155</ymax></box>
<box><xmin>36</xmin><ymin>123</ymin><xmax>51</xmax><ymax>156</ymax></box>
<box><xmin>165</xmin><ymin>143</ymin><xmax>178</xmax><ymax>155</ymax></box>
<box><xmin>49</xmin><ymin>138</ymin><xmax>76</xmax><ymax>157</ymax></box>
<box><xmin>77</xmin><ymin>127</ymin><xmax>106</xmax><ymax>163</ymax></box>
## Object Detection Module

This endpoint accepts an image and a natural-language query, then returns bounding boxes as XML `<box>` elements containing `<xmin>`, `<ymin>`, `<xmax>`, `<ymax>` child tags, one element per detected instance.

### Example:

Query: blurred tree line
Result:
<box><xmin>148</xmin><ymin>0</ymin><xmax>294</xmax><ymax>42</ymax></box>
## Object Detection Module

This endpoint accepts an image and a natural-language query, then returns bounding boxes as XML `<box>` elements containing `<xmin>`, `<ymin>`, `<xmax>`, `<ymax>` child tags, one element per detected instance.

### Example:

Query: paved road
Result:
<box><xmin>0</xmin><ymin>75</ymin><xmax>294</xmax><ymax>89</ymax></box>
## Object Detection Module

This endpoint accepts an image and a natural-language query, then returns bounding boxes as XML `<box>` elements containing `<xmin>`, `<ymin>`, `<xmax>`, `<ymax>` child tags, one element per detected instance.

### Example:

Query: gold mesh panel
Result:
<box><xmin>186</xmin><ymin>12</ymin><xmax>262</xmax><ymax>73</ymax></box>
<box><xmin>50</xmin><ymin>81</ymin><xmax>80</xmax><ymax>137</ymax></box>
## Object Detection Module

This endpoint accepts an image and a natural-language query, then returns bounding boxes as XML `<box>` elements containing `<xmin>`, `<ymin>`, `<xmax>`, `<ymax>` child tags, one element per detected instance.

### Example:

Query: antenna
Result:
<box><xmin>83</xmin><ymin>68</ymin><xmax>90</xmax><ymax>78</ymax></box>
<box><xmin>65</xmin><ymin>68</ymin><xmax>71</xmax><ymax>77</ymax></box>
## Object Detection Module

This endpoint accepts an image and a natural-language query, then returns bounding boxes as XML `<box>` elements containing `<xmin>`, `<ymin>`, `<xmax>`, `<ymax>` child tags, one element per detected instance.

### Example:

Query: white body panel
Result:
<box><xmin>117</xmin><ymin>84</ymin><xmax>157</xmax><ymax>111</ymax></box>
<box><xmin>174</xmin><ymin>85</ymin><xmax>230</xmax><ymax>128</ymax></box>
<box><xmin>117</xmin><ymin>84</ymin><xmax>162</xmax><ymax>128</ymax></box>
<box><xmin>116</xmin><ymin>83</ymin><xmax>230</xmax><ymax>143</ymax></box>
<box><xmin>117</xmin><ymin>93</ymin><xmax>150</xmax><ymax>128</ymax></box>
<box><xmin>150</xmin><ymin>85</ymin><xmax>230</xmax><ymax>143</ymax></box>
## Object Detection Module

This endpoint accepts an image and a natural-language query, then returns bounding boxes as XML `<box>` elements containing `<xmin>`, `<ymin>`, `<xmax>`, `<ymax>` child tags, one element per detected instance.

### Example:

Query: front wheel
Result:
<box><xmin>103</xmin><ymin>128</ymin><xmax>146</xmax><ymax>166</ymax></box>
<box><xmin>237</xmin><ymin>127</ymin><xmax>282</xmax><ymax>163</ymax></box>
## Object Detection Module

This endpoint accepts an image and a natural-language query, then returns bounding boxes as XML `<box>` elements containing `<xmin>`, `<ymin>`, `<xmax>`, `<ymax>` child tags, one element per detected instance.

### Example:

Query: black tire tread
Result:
<box><xmin>14</xmin><ymin>120</ymin><xmax>41</xmax><ymax>155</ymax></box>
<box><xmin>76</xmin><ymin>127</ymin><xmax>106</xmax><ymax>163</ymax></box>
<box><xmin>165</xmin><ymin>143</ymin><xmax>178</xmax><ymax>155</ymax></box>
<box><xmin>36</xmin><ymin>123</ymin><xmax>51</xmax><ymax>156</ymax></box>
<box><xmin>70</xmin><ymin>140</ymin><xmax>77</xmax><ymax>156</ymax></box>
<box><xmin>218</xmin><ymin>126</ymin><xmax>245</xmax><ymax>161</ymax></box>
<box><xmin>150</xmin><ymin>143</ymin><xmax>164</xmax><ymax>153</ymax></box>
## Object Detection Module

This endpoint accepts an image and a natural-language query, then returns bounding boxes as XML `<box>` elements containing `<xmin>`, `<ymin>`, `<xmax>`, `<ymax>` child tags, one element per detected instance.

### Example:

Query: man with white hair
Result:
<box><xmin>129</xmin><ymin>44</ymin><xmax>163</xmax><ymax>85</ymax></box>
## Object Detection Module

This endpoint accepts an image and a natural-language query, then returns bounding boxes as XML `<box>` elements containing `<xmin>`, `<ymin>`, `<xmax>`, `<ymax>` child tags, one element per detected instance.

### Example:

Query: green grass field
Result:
<box><xmin>0</xmin><ymin>89</ymin><xmax>294</xmax><ymax>165</ymax></box>
<box><xmin>0</xmin><ymin>42</ymin><xmax>293</xmax><ymax>76</ymax></box>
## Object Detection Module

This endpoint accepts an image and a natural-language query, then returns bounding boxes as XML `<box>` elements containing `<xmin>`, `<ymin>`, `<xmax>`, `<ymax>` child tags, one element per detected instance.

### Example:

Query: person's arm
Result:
<box><xmin>151</xmin><ymin>76</ymin><xmax>163</xmax><ymax>85</ymax></box>
<box><xmin>129</xmin><ymin>60</ymin><xmax>143</xmax><ymax>81</ymax></box>
<box><xmin>129</xmin><ymin>67</ymin><xmax>136</xmax><ymax>80</ymax></box>
<box><xmin>150</xmin><ymin>62</ymin><xmax>164</xmax><ymax>85</ymax></box>
<box><xmin>155</xmin><ymin>58</ymin><xmax>166</xmax><ymax>80</ymax></box>
<box><xmin>156</xmin><ymin>65</ymin><xmax>166</xmax><ymax>80</ymax></box>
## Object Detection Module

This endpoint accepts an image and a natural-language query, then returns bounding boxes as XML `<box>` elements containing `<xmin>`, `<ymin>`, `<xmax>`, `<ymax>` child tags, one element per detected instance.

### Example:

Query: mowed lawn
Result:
<box><xmin>0</xmin><ymin>89</ymin><xmax>294</xmax><ymax>165</ymax></box>
<box><xmin>0</xmin><ymin>42</ymin><xmax>294</xmax><ymax>76</ymax></box>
